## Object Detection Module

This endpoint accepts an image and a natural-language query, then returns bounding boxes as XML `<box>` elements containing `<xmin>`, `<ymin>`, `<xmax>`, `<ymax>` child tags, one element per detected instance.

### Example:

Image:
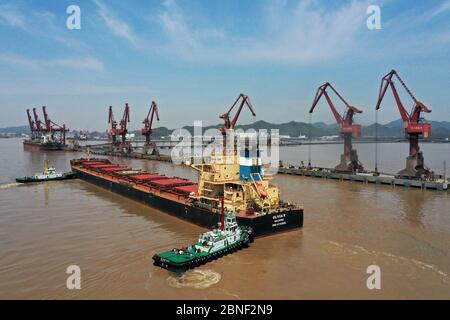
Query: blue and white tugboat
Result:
<box><xmin>16</xmin><ymin>160</ymin><xmax>76</xmax><ymax>183</ymax></box>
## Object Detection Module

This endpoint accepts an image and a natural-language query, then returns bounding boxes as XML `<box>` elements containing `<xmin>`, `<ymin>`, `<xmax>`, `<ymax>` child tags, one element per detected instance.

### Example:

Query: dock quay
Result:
<box><xmin>84</xmin><ymin>143</ymin><xmax>449</xmax><ymax>191</ymax></box>
<box><xmin>278</xmin><ymin>166</ymin><xmax>449</xmax><ymax>191</ymax></box>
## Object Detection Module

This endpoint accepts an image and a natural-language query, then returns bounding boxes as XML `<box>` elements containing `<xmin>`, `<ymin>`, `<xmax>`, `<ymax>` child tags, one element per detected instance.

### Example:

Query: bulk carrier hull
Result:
<box><xmin>23</xmin><ymin>139</ymin><xmax>66</xmax><ymax>151</ymax></box>
<box><xmin>71</xmin><ymin>159</ymin><xmax>303</xmax><ymax>237</ymax></box>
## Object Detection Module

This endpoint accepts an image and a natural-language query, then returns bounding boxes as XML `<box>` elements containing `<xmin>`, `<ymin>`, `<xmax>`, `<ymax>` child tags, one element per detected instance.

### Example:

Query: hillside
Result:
<box><xmin>2</xmin><ymin>119</ymin><xmax>450</xmax><ymax>139</ymax></box>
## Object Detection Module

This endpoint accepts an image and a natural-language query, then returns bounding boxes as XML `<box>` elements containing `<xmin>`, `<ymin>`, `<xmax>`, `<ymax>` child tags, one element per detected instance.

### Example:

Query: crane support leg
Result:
<box><xmin>335</xmin><ymin>133</ymin><xmax>363</xmax><ymax>173</ymax></box>
<box><xmin>397</xmin><ymin>134</ymin><xmax>429</xmax><ymax>178</ymax></box>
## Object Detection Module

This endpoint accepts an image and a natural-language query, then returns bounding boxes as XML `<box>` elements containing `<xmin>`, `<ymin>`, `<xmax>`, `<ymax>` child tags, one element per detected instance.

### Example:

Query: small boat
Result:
<box><xmin>153</xmin><ymin>199</ymin><xmax>254</xmax><ymax>273</ymax></box>
<box><xmin>16</xmin><ymin>160</ymin><xmax>77</xmax><ymax>183</ymax></box>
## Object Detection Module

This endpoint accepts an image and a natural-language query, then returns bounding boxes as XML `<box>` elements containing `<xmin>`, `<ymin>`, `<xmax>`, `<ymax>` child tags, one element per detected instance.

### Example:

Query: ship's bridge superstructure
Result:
<box><xmin>190</xmin><ymin>148</ymin><xmax>280</xmax><ymax>215</ymax></box>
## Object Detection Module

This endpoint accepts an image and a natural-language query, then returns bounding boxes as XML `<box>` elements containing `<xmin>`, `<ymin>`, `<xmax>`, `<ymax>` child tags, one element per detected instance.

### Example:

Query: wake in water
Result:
<box><xmin>327</xmin><ymin>241</ymin><xmax>450</xmax><ymax>284</ymax></box>
<box><xmin>0</xmin><ymin>182</ymin><xmax>23</xmax><ymax>190</ymax></box>
<box><xmin>167</xmin><ymin>269</ymin><xmax>221</xmax><ymax>289</ymax></box>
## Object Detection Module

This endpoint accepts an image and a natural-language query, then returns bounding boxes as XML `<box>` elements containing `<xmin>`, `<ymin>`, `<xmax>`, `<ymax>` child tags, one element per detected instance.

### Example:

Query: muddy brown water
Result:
<box><xmin>0</xmin><ymin>138</ymin><xmax>450</xmax><ymax>299</ymax></box>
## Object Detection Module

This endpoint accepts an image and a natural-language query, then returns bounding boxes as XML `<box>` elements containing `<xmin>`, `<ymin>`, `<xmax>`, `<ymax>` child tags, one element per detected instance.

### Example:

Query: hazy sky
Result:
<box><xmin>1</xmin><ymin>0</ymin><xmax>450</xmax><ymax>131</ymax></box>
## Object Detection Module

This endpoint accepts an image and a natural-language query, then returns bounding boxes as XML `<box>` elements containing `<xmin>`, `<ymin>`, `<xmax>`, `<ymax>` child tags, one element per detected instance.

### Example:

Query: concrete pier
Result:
<box><xmin>278</xmin><ymin>167</ymin><xmax>449</xmax><ymax>191</ymax></box>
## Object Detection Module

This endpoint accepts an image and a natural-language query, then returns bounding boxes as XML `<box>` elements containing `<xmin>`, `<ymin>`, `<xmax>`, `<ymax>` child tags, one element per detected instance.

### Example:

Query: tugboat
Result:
<box><xmin>16</xmin><ymin>160</ymin><xmax>77</xmax><ymax>183</ymax></box>
<box><xmin>153</xmin><ymin>199</ymin><xmax>254</xmax><ymax>273</ymax></box>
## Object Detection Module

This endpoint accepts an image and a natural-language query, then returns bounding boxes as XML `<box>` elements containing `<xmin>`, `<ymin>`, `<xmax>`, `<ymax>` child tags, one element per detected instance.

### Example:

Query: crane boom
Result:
<box><xmin>42</xmin><ymin>106</ymin><xmax>52</xmax><ymax>132</ymax></box>
<box><xmin>142</xmin><ymin>101</ymin><xmax>160</xmax><ymax>137</ymax></box>
<box><xmin>309</xmin><ymin>82</ymin><xmax>362</xmax><ymax>135</ymax></box>
<box><xmin>120</xmin><ymin>103</ymin><xmax>130</xmax><ymax>130</ymax></box>
<box><xmin>117</xmin><ymin>103</ymin><xmax>130</xmax><ymax>144</ymax></box>
<box><xmin>108</xmin><ymin>106</ymin><xmax>116</xmax><ymax>128</ymax></box>
<box><xmin>376</xmin><ymin>69</ymin><xmax>431</xmax><ymax>128</ymax></box>
<box><xmin>32</xmin><ymin>107</ymin><xmax>43</xmax><ymax>132</ymax></box>
<box><xmin>309</xmin><ymin>82</ymin><xmax>354</xmax><ymax>124</ymax></box>
<box><xmin>26</xmin><ymin>109</ymin><xmax>36</xmax><ymax>133</ymax></box>
<box><xmin>108</xmin><ymin>106</ymin><xmax>118</xmax><ymax>144</ymax></box>
<box><xmin>142</xmin><ymin>101</ymin><xmax>160</xmax><ymax>154</ymax></box>
<box><xmin>219</xmin><ymin>93</ymin><xmax>256</xmax><ymax>134</ymax></box>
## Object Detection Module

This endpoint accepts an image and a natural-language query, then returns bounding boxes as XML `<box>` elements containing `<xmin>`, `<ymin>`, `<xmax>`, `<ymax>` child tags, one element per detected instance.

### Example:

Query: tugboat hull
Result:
<box><xmin>153</xmin><ymin>233</ymin><xmax>253</xmax><ymax>273</ymax></box>
<box><xmin>16</xmin><ymin>172</ymin><xmax>77</xmax><ymax>183</ymax></box>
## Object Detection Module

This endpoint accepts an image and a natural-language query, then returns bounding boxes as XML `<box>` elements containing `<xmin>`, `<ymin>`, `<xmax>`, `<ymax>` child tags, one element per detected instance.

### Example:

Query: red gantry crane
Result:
<box><xmin>108</xmin><ymin>106</ymin><xmax>118</xmax><ymax>144</ymax></box>
<box><xmin>26</xmin><ymin>109</ymin><xmax>37</xmax><ymax>139</ymax></box>
<box><xmin>117</xmin><ymin>103</ymin><xmax>131</xmax><ymax>145</ymax></box>
<box><xmin>375</xmin><ymin>69</ymin><xmax>432</xmax><ymax>178</ymax></box>
<box><xmin>41</xmin><ymin>106</ymin><xmax>68</xmax><ymax>145</ymax></box>
<box><xmin>141</xmin><ymin>101</ymin><xmax>160</xmax><ymax>154</ymax></box>
<box><xmin>219</xmin><ymin>93</ymin><xmax>256</xmax><ymax>135</ymax></box>
<box><xmin>32</xmin><ymin>107</ymin><xmax>44</xmax><ymax>134</ymax></box>
<box><xmin>309</xmin><ymin>82</ymin><xmax>364</xmax><ymax>173</ymax></box>
<box><xmin>219</xmin><ymin>93</ymin><xmax>256</xmax><ymax>153</ymax></box>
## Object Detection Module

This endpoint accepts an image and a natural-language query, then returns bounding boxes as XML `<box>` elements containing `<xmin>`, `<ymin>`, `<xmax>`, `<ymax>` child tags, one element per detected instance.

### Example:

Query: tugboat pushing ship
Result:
<box><xmin>153</xmin><ymin>199</ymin><xmax>254</xmax><ymax>272</ymax></box>
<box><xmin>70</xmin><ymin>94</ymin><xmax>303</xmax><ymax>236</ymax></box>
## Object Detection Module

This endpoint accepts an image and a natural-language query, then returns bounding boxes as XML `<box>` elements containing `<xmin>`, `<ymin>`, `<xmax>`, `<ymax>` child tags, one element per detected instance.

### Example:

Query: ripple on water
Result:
<box><xmin>166</xmin><ymin>269</ymin><xmax>221</xmax><ymax>289</ymax></box>
<box><xmin>327</xmin><ymin>241</ymin><xmax>450</xmax><ymax>284</ymax></box>
<box><xmin>0</xmin><ymin>182</ymin><xmax>22</xmax><ymax>190</ymax></box>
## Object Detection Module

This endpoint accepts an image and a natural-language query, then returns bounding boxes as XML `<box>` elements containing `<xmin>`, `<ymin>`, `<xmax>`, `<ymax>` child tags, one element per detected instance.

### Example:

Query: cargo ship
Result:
<box><xmin>70</xmin><ymin>149</ymin><xmax>303</xmax><ymax>237</ymax></box>
<box><xmin>23</xmin><ymin>135</ymin><xmax>66</xmax><ymax>151</ymax></box>
<box><xmin>24</xmin><ymin>107</ymin><xmax>68</xmax><ymax>151</ymax></box>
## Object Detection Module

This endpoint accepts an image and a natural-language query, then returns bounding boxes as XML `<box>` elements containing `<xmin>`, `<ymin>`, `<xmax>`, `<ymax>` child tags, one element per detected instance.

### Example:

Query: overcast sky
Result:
<box><xmin>1</xmin><ymin>0</ymin><xmax>450</xmax><ymax>131</ymax></box>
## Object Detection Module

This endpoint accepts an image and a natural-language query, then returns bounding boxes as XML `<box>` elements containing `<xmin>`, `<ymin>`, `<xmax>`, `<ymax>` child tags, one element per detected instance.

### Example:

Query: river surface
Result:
<box><xmin>1</xmin><ymin>138</ymin><xmax>450</xmax><ymax>299</ymax></box>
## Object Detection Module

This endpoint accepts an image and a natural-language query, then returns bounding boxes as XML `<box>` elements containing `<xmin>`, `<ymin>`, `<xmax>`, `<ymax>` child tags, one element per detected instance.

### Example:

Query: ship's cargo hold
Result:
<box><xmin>130</xmin><ymin>173</ymin><xmax>166</xmax><ymax>181</ymax></box>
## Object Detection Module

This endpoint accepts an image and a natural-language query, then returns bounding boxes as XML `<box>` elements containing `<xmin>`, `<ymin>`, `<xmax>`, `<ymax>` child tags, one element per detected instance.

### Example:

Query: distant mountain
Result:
<box><xmin>364</xmin><ymin>119</ymin><xmax>450</xmax><ymax>138</ymax></box>
<box><xmin>313</xmin><ymin>122</ymin><xmax>339</xmax><ymax>131</ymax></box>
<box><xmin>0</xmin><ymin>125</ymin><xmax>29</xmax><ymax>134</ymax></box>
<box><xmin>362</xmin><ymin>123</ymin><xmax>403</xmax><ymax>137</ymax></box>
<box><xmin>152</xmin><ymin>120</ymin><xmax>336</xmax><ymax>138</ymax></box>
<box><xmin>384</xmin><ymin>119</ymin><xmax>404</xmax><ymax>128</ymax></box>
<box><xmin>3</xmin><ymin>119</ymin><xmax>450</xmax><ymax>139</ymax></box>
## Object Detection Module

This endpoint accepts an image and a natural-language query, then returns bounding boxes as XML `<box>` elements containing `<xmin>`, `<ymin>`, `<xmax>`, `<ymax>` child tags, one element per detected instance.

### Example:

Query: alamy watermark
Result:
<box><xmin>366</xmin><ymin>265</ymin><xmax>381</xmax><ymax>290</ymax></box>
<box><xmin>367</xmin><ymin>5</ymin><xmax>382</xmax><ymax>30</ymax></box>
<box><xmin>169</xmin><ymin>121</ymin><xmax>280</xmax><ymax>173</ymax></box>
<box><xmin>66</xmin><ymin>5</ymin><xmax>81</xmax><ymax>30</ymax></box>
<box><xmin>66</xmin><ymin>265</ymin><xmax>81</xmax><ymax>290</ymax></box>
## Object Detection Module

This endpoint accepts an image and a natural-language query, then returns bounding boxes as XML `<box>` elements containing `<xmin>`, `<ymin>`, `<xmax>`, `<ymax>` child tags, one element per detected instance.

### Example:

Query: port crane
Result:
<box><xmin>117</xmin><ymin>103</ymin><xmax>130</xmax><ymax>145</ymax></box>
<box><xmin>141</xmin><ymin>101</ymin><xmax>160</xmax><ymax>155</ymax></box>
<box><xmin>32</xmin><ymin>107</ymin><xmax>44</xmax><ymax>134</ymax></box>
<box><xmin>309</xmin><ymin>82</ymin><xmax>364</xmax><ymax>173</ymax></box>
<box><xmin>108</xmin><ymin>106</ymin><xmax>118</xmax><ymax>144</ymax></box>
<box><xmin>26</xmin><ymin>109</ymin><xmax>37</xmax><ymax>139</ymax></box>
<box><xmin>219</xmin><ymin>93</ymin><xmax>256</xmax><ymax>155</ymax></box>
<box><xmin>32</xmin><ymin>107</ymin><xmax>47</xmax><ymax>142</ymax></box>
<box><xmin>42</xmin><ymin>106</ymin><xmax>68</xmax><ymax>145</ymax></box>
<box><xmin>375</xmin><ymin>69</ymin><xmax>432</xmax><ymax>178</ymax></box>
<box><xmin>219</xmin><ymin>93</ymin><xmax>256</xmax><ymax>135</ymax></box>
